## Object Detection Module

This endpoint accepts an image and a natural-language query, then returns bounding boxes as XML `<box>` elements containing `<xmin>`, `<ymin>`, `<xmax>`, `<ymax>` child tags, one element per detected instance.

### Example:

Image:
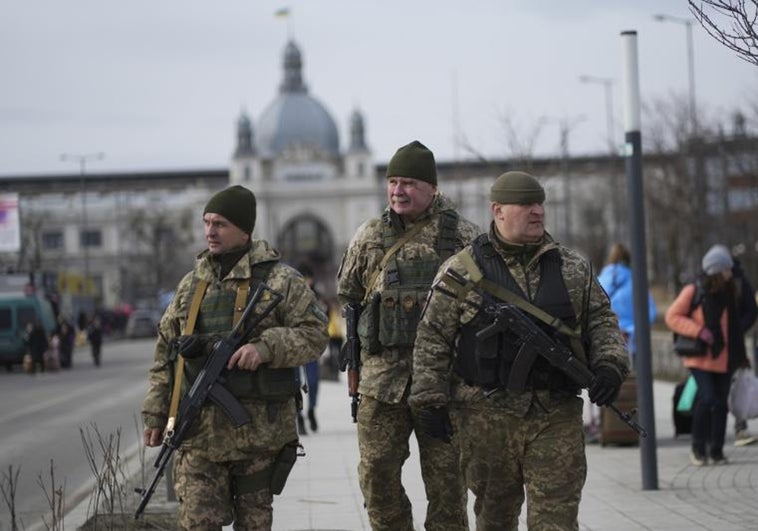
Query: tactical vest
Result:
<box><xmin>359</xmin><ymin>209</ymin><xmax>459</xmax><ymax>352</ymax></box>
<box><xmin>455</xmin><ymin>234</ymin><xmax>580</xmax><ymax>392</ymax></box>
<box><xmin>181</xmin><ymin>257</ymin><xmax>298</xmax><ymax>401</ymax></box>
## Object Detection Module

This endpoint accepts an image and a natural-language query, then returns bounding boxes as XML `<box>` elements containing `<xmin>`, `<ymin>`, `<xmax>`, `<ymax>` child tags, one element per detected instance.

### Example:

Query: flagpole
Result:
<box><xmin>274</xmin><ymin>7</ymin><xmax>293</xmax><ymax>39</ymax></box>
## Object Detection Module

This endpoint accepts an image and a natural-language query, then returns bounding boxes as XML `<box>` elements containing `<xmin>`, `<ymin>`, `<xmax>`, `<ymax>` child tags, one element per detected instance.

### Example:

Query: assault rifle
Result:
<box><xmin>338</xmin><ymin>302</ymin><xmax>362</xmax><ymax>422</ymax></box>
<box><xmin>134</xmin><ymin>283</ymin><xmax>283</xmax><ymax>519</ymax></box>
<box><xmin>477</xmin><ymin>303</ymin><xmax>647</xmax><ymax>438</ymax></box>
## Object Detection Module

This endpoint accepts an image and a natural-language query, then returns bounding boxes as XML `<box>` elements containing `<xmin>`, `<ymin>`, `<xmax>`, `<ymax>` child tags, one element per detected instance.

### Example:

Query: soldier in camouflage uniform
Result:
<box><xmin>337</xmin><ymin>140</ymin><xmax>479</xmax><ymax>531</ymax></box>
<box><xmin>409</xmin><ymin>171</ymin><xmax>630</xmax><ymax>530</ymax></box>
<box><xmin>142</xmin><ymin>185</ymin><xmax>328</xmax><ymax>530</ymax></box>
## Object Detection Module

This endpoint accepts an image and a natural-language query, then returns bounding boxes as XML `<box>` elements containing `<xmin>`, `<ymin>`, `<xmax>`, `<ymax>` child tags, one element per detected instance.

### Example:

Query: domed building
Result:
<box><xmin>231</xmin><ymin>39</ymin><xmax>380</xmax><ymax>284</ymax></box>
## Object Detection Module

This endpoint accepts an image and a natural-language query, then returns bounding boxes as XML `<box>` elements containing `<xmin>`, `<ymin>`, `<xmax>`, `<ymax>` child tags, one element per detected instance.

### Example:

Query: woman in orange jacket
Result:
<box><xmin>665</xmin><ymin>245</ymin><xmax>743</xmax><ymax>466</ymax></box>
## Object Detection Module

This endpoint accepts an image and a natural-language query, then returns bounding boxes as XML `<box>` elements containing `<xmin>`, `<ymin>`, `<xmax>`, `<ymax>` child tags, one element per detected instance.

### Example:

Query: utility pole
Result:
<box><xmin>60</xmin><ymin>152</ymin><xmax>104</xmax><ymax>295</ymax></box>
<box><xmin>654</xmin><ymin>12</ymin><xmax>706</xmax><ymax>260</ymax></box>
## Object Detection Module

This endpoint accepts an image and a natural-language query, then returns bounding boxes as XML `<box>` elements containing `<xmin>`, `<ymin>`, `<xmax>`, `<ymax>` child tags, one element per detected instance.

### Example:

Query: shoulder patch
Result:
<box><xmin>310</xmin><ymin>302</ymin><xmax>328</xmax><ymax>323</ymax></box>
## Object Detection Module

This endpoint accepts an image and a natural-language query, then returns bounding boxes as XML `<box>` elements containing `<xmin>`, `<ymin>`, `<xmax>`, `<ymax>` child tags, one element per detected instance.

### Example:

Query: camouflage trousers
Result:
<box><xmin>357</xmin><ymin>395</ymin><xmax>468</xmax><ymax>531</ymax></box>
<box><xmin>457</xmin><ymin>396</ymin><xmax>586</xmax><ymax>531</ymax></box>
<box><xmin>174</xmin><ymin>447</ymin><xmax>278</xmax><ymax>530</ymax></box>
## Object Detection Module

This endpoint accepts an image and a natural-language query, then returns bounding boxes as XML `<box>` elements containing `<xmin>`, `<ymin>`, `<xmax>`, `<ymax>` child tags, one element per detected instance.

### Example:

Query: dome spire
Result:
<box><xmin>349</xmin><ymin>109</ymin><xmax>368</xmax><ymax>152</ymax></box>
<box><xmin>234</xmin><ymin>109</ymin><xmax>255</xmax><ymax>157</ymax></box>
<box><xmin>280</xmin><ymin>40</ymin><xmax>307</xmax><ymax>94</ymax></box>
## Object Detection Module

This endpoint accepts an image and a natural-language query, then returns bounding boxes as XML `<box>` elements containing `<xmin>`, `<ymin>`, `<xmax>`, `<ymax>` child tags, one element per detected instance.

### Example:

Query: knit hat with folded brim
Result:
<box><xmin>203</xmin><ymin>185</ymin><xmax>256</xmax><ymax>234</ymax></box>
<box><xmin>490</xmin><ymin>171</ymin><xmax>545</xmax><ymax>204</ymax></box>
<box><xmin>386</xmin><ymin>140</ymin><xmax>437</xmax><ymax>186</ymax></box>
<box><xmin>701</xmin><ymin>244</ymin><xmax>733</xmax><ymax>275</ymax></box>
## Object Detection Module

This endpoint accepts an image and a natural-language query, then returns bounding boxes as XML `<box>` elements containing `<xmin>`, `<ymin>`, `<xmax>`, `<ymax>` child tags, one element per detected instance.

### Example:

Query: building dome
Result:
<box><xmin>256</xmin><ymin>40</ymin><xmax>340</xmax><ymax>159</ymax></box>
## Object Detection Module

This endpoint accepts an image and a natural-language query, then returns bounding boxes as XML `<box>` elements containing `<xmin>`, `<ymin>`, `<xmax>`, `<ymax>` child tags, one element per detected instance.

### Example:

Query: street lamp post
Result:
<box><xmin>654</xmin><ymin>13</ymin><xmax>707</xmax><ymax>261</ymax></box>
<box><xmin>579</xmin><ymin>74</ymin><xmax>623</xmax><ymax>241</ymax></box>
<box><xmin>60</xmin><ymin>152</ymin><xmax>104</xmax><ymax>295</ymax></box>
<box><xmin>653</xmin><ymin>13</ymin><xmax>697</xmax><ymax>137</ymax></box>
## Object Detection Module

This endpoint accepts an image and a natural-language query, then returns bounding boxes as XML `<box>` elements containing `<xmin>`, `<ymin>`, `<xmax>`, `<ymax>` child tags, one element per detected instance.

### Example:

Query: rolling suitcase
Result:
<box><xmin>599</xmin><ymin>372</ymin><xmax>639</xmax><ymax>446</ymax></box>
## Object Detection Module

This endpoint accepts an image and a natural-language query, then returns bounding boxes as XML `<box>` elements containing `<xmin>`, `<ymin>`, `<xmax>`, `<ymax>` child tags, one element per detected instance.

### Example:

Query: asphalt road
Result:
<box><xmin>0</xmin><ymin>337</ymin><xmax>156</xmax><ymax>530</ymax></box>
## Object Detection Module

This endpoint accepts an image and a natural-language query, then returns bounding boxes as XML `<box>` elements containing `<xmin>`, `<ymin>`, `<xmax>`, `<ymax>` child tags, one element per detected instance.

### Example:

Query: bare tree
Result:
<box><xmin>689</xmin><ymin>1</ymin><xmax>758</xmax><ymax>66</ymax></box>
<box><xmin>642</xmin><ymin>93</ymin><xmax>717</xmax><ymax>289</ymax></box>
<box><xmin>36</xmin><ymin>460</ymin><xmax>65</xmax><ymax>531</ymax></box>
<box><xmin>456</xmin><ymin>108</ymin><xmax>548</xmax><ymax>171</ymax></box>
<box><xmin>642</xmin><ymin>91</ymin><xmax>758</xmax><ymax>290</ymax></box>
<box><xmin>1</xmin><ymin>465</ymin><xmax>21</xmax><ymax>531</ymax></box>
<box><xmin>125</xmin><ymin>207</ymin><xmax>195</xmax><ymax>302</ymax></box>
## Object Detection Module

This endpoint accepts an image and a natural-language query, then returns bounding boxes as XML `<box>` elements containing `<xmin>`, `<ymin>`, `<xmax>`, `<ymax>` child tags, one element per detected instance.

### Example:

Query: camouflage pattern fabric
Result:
<box><xmin>337</xmin><ymin>193</ymin><xmax>481</xmax><ymax>403</ymax></box>
<box><xmin>174</xmin><ymin>448</ymin><xmax>278</xmax><ymax>530</ymax></box>
<box><xmin>338</xmin><ymin>193</ymin><xmax>479</xmax><ymax>531</ymax></box>
<box><xmin>455</xmin><ymin>397</ymin><xmax>586</xmax><ymax>531</ymax></box>
<box><xmin>357</xmin><ymin>395</ymin><xmax>469</xmax><ymax>531</ymax></box>
<box><xmin>141</xmin><ymin>239</ymin><xmax>328</xmax><ymax>527</ymax></box>
<box><xmin>409</xmin><ymin>224</ymin><xmax>629</xmax><ymax>530</ymax></box>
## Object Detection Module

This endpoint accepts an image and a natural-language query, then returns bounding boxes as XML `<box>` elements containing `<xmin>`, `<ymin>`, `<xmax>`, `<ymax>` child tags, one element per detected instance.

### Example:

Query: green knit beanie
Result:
<box><xmin>490</xmin><ymin>171</ymin><xmax>545</xmax><ymax>204</ymax></box>
<box><xmin>203</xmin><ymin>185</ymin><xmax>256</xmax><ymax>234</ymax></box>
<box><xmin>386</xmin><ymin>140</ymin><xmax>437</xmax><ymax>186</ymax></box>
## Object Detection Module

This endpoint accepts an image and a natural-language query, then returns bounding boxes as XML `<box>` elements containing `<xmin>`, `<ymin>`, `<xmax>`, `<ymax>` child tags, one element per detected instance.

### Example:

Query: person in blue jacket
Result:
<box><xmin>586</xmin><ymin>243</ymin><xmax>656</xmax><ymax>442</ymax></box>
<box><xmin>598</xmin><ymin>243</ymin><xmax>657</xmax><ymax>363</ymax></box>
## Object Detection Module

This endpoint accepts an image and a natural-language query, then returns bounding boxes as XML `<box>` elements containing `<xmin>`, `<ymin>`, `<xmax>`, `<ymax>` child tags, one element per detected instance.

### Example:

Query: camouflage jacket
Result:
<box><xmin>408</xmin><ymin>226</ymin><xmax>629</xmax><ymax>416</ymax></box>
<box><xmin>337</xmin><ymin>193</ymin><xmax>481</xmax><ymax>404</ymax></box>
<box><xmin>141</xmin><ymin>240</ymin><xmax>328</xmax><ymax>461</ymax></box>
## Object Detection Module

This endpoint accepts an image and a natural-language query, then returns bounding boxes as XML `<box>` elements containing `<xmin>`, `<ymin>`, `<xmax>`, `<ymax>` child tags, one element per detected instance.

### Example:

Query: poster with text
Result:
<box><xmin>0</xmin><ymin>193</ymin><xmax>21</xmax><ymax>252</ymax></box>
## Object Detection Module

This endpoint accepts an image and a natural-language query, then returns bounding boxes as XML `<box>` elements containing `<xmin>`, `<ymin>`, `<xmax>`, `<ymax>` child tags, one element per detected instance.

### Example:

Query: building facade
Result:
<box><xmin>1</xmin><ymin>40</ymin><xmax>757</xmax><ymax>318</ymax></box>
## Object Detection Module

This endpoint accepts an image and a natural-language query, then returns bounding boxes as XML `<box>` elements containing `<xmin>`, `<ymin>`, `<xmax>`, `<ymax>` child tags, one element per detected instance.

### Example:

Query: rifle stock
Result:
<box><xmin>134</xmin><ymin>283</ymin><xmax>283</xmax><ymax>519</ymax></box>
<box><xmin>482</xmin><ymin>303</ymin><xmax>647</xmax><ymax>438</ymax></box>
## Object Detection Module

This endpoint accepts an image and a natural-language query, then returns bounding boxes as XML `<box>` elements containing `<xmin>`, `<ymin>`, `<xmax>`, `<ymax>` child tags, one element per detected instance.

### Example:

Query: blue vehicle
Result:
<box><xmin>0</xmin><ymin>294</ymin><xmax>57</xmax><ymax>370</ymax></box>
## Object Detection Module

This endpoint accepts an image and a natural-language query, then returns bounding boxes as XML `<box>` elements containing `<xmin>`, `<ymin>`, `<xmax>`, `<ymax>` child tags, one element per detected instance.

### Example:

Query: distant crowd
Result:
<box><xmin>22</xmin><ymin>312</ymin><xmax>105</xmax><ymax>373</ymax></box>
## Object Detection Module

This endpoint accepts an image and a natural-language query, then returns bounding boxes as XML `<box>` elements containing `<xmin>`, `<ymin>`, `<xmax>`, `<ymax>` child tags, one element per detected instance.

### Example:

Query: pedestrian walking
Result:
<box><xmin>322</xmin><ymin>301</ymin><xmax>344</xmax><ymax>381</ymax></box>
<box><xmin>294</xmin><ymin>263</ymin><xmax>324</xmax><ymax>435</ymax></box>
<box><xmin>141</xmin><ymin>185</ymin><xmax>328</xmax><ymax>530</ymax></box>
<box><xmin>87</xmin><ymin>317</ymin><xmax>103</xmax><ymax>367</ymax></box>
<box><xmin>666</xmin><ymin>244</ymin><xmax>757</xmax><ymax>465</ymax></box>
<box><xmin>338</xmin><ymin>140</ymin><xmax>480</xmax><ymax>531</ymax></box>
<box><xmin>24</xmin><ymin>319</ymin><xmax>49</xmax><ymax>374</ymax></box>
<box><xmin>409</xmin><ymin>171</ymin><xmax>630</xmax><ymax>530</ymax></box>
<box><xmin>57</xmin><ymin>316</ymin><xmax>76</xmax><ymax>368</ymax></box>
<box><xmin>728</xmin><ymin>254</ymin><xmax>757</xmax><ymax>446</ymax></box>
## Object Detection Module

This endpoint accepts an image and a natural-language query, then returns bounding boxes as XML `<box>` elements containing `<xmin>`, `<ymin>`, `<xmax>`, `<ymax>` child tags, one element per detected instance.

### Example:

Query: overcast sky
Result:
<box><xmin>1</xmin><ymin>0</ymin><xmax>757</xmax><ymax>176</ymax></box>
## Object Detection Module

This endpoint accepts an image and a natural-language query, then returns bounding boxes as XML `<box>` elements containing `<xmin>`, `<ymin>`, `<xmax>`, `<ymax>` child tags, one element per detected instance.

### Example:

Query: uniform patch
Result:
<box><xmin>310</xmin><ymin>303</ymin><xmax>328</xmax><ymax>323</ymax></box>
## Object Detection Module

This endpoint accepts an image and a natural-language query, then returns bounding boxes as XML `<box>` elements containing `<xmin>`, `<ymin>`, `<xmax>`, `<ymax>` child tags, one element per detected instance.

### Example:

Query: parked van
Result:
<box><xmin>125</xmin><ymin>308</ymin><xmax>161</xmax><ymax>339</ymax></box>
<box><xmin>0</xmin><ymin>294</ymin><xmax>57</xmax><ymax>370</ymax></box>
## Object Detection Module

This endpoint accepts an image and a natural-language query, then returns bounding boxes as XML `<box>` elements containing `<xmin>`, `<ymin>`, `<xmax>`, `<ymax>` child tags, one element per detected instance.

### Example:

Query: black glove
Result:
<box><xmin>416</xmin><ymin>406</ymin><xmax>453</xmax><ymax>443</ymax></box>
<box><xmin>588</xmin><ymin>367</ymin><xmax>623</xmax><ymax>406</ymax></box>
<box><xmin>173</xmin><ymin>334</ymin><xmax>218</xmax><ymax>360</ymax></box>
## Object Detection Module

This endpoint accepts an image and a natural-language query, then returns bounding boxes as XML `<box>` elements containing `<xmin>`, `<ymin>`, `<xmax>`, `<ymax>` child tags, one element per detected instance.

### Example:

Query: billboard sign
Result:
<box><xmin>0</xmin><ymin>193</ymin><xmax>21</xmax><ymax>253</ymax></box>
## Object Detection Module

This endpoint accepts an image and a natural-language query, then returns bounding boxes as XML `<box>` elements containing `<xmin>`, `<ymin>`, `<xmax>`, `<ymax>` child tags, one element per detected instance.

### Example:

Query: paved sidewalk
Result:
<box><xmin>66</xmin><ymin>377</ymin><xmax>758</xmax><ymax>530</ymax></box>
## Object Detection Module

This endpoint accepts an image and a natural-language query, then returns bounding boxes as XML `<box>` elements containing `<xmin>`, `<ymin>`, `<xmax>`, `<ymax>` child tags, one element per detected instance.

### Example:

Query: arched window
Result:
<box><xmin>277</xmin><ymin>214</ymin><xmax>333</xmax><ymax>266</ymax></box>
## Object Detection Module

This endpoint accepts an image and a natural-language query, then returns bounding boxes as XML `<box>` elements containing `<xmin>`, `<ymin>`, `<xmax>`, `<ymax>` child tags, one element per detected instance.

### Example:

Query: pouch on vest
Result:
<box><xmin>377</xmin><ymin>259</ymin><xmax>440</xmax><ymax>348</ymax></box>
<box><xmin>475</xmin><ymin>331</ymin><xmax>501</xmax><ymax>387</ymax></box>
<box><xmin>358</xmin><ymin>292</ymin><xmax>382</xmax><ymax>354</ymax></box>
<box><xmin>270</xmin><ymin>439</ymin><xmax>299</xmax><ymax>495</ymax></box>
<box><xmin>377</xmin><ymin>287</ymin><xmax>427</xmax><ymax>348</ymax></box>
<box><xmin>252</xmin><ymin>366</ymin><xmax>299</xmax><ymax>401</ymax></box>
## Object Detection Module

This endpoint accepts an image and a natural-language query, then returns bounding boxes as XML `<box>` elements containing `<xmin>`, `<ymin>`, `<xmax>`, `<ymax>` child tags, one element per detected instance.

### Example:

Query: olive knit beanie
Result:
<box><xmin>490</xmin><ymin>171</ymin><xmax>545</xmax><ymax>204</ymax></box>
<box><xmin>386</xmin><ymin>140</ymin><xmax>437</xmax><ymax>186</ymax></box>
<box><xmin>203</xmin><ymin>185</ymin><xmax>256</xmax><ymax>234</ymax></box>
